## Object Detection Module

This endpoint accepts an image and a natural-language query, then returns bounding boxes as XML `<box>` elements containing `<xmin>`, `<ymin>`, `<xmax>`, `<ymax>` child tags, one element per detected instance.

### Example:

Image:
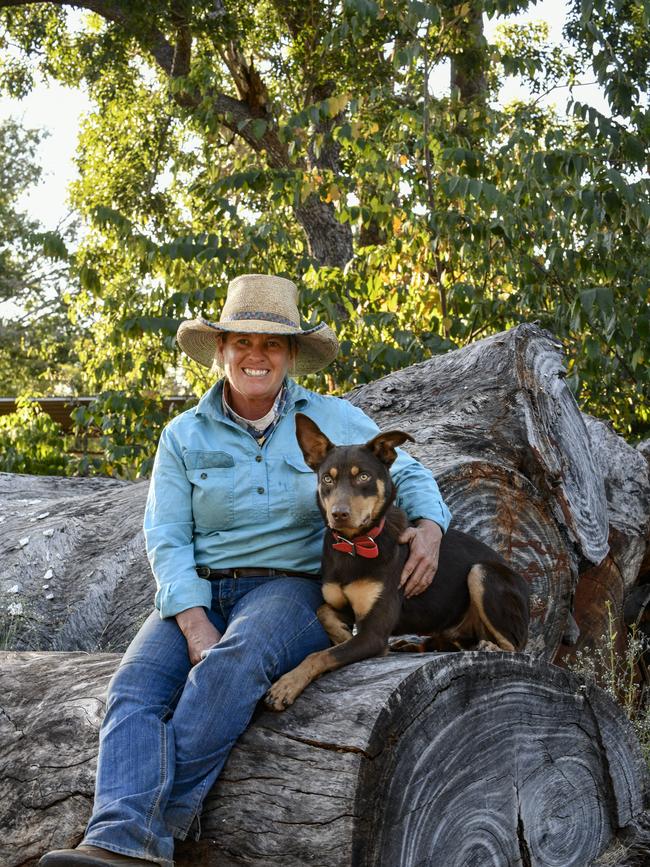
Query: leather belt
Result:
<box><xmin>196</xmin><ymin>566</ymin><xmax>319</xmax><ymax>580</ymax></box>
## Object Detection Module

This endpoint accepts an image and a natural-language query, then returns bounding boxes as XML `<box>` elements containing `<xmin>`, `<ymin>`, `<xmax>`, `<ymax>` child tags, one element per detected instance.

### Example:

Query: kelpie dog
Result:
<box><xmin>264</xmin><ymin>413</ymin><xmax>530</xmax><ymax>711</ymax></box>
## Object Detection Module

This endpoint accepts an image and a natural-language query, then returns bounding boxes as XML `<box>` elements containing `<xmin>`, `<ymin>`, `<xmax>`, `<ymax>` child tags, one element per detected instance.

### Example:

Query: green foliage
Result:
<box><xmin>0</xmin><ymin>0</ymin><xmax>648</xmax><ymax>478</ymax></box>
<box><xmin>0</xmin><ymin>397</ymin><xmax>71</xmax><ymax>475</ymax></box>
<box><xmin>70</xmin><ymin>391</ymin><xmax>196</xmax><ymax>478</ymax></box>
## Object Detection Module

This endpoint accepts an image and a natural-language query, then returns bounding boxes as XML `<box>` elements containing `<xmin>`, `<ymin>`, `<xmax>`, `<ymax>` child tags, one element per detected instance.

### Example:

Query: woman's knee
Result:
<box><xmin>105</xmin><ymin>617</ymin><xmax>191</xmax><ymax>721</ymax></box>
<box><xmin>223</xmin><ymin>595</ymin><xmax>329</xmax><ymax>681</ymax></box>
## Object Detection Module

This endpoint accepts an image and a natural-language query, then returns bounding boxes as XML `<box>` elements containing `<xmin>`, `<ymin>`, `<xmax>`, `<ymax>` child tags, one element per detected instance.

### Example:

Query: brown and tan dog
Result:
<box><xmin>264</xmin><ymin>413</ymin><xmax>530</xmax><ymax>711</ymax></box>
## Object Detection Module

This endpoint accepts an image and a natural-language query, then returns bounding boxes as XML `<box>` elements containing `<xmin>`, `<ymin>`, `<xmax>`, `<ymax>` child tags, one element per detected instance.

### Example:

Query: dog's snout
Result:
<box><xmin>331</xmin><ymin>504</ymin><xmax>351</xmax><ymax>521</ymax></box>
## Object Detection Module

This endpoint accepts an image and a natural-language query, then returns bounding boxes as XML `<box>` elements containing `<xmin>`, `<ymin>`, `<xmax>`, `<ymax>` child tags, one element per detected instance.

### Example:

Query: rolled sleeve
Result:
<box><xmin>143</xmin><ymin>424</ymin><xmax>212</xmax><ymax>619</ymax></box>
<box><xmin>344</xmin><ymin>401</ymin><xmax>452</xmax><ymax>532</ymax></box>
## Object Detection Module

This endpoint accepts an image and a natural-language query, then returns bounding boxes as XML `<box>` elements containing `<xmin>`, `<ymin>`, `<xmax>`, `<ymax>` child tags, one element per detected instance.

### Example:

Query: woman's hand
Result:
<box><xmin>176</xmin><ymin>606</ymin><xmax>222</xmax><ymax>665</ymax></box>
<box><xmin>398</xmin><ymin>519</ymin><xmax>443</xmax><ymax>598</ymax></box>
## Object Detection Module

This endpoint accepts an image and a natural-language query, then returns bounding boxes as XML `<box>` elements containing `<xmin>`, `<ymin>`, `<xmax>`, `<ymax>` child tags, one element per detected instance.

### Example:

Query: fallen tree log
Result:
<box><xmin>1</xmin><ymin>323</ymin><xmax>648</xmax><ymax>867</ymax></box>
<box><xmin>1</xmin><ymin>650</ymin><xmax>648</xmax><ymax>867</ymax></box>
<box><xmin>350</xmin><ymin>323</ymin><xmax>611</xmax><ymax>656</ymax></box>
<box><xmin>0</xmin><ymin>475</ymin><xmax>151</xmax><ymax>653</ymax></box>
<box><xmin>555</xmin><ymin>417</ymin><xmax>650</xmax><ymax>668</ymax></box>
<box><xmin>349</xmin><ymin>323</ymin><xmax>609</xmax><ymax>566</ymax></box>
<box><xmin>0</xmin><ymin>324</ymin><xmax>609</xmax><ymax>659</ymax></box>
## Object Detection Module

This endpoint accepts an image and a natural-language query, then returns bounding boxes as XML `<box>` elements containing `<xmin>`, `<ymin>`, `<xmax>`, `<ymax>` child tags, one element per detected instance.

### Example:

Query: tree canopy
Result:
<box><xmin>0</xmin><ymin>0</ymin><xmax>648</xmax><ymax>476</ymax></box>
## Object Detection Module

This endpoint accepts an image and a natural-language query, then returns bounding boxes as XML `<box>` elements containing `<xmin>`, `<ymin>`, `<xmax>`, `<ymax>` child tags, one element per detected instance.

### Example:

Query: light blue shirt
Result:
<box><xmin>144</xmin><ymin>378</ymin><xmax>452</xmax><ymax>619</ymax></box>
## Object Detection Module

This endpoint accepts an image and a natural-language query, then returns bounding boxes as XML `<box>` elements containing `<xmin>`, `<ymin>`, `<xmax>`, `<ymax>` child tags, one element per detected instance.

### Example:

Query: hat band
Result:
<box><xmin>221</xmin><ymin>311</ymin><xmax>298</xmax><ymax>327</ymax></box>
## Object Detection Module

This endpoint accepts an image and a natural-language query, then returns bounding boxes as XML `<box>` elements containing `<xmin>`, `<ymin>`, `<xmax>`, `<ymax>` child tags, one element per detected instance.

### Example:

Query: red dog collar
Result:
<box><xmin>332</xmin><ymin>517</ymin><xmax>386</xmax><ymax>558</ymax></box>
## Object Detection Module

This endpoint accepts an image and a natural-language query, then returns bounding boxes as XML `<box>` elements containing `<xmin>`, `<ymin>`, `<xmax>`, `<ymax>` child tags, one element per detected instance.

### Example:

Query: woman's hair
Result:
<box><xmin>210</xmin><ymin>332</ymin><xmax>298</xmax><ymax>378</ymax></box>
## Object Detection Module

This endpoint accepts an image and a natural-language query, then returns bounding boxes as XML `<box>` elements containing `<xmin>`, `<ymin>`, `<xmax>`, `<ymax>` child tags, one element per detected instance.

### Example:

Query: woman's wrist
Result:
<box><xmin>175</xmin><ymin>606</ymin><xmax>209</xmax><ymax>632</ymax></box>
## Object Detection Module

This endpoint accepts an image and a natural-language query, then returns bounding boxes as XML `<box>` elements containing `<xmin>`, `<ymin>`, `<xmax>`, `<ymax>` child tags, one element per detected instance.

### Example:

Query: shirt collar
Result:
<box><xmin>222</xmin><ymin>383</ymin><xmax>286</xmax><ymax>432</ymax></box>
<box><xmin>196</xmin><ymin>376</ymin><xmax>309</xmax><ymax>420</ymax></box>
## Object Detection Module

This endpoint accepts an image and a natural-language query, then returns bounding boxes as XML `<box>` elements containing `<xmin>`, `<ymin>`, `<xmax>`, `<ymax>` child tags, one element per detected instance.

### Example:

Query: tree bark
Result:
<box><xmin>447</xmin><ymin>0</ymin><xmax>488</xmax><ymax>105</ymax></box>
<box><xmin>0</xmin><ymin>473</ymin><xmax>152</xmax><ymax>653</ymax></box>
<box><xmin>2</xmin><ymin>651</ymin><xmax>648</xmax><ymax>867</ymax></box>
<box><xmin>583</xmin><ymin>416</ymin><xmax>650</xmax><ymax>592</ymax></box>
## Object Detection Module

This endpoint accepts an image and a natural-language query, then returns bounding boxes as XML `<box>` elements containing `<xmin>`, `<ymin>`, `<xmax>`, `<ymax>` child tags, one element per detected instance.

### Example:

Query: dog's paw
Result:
<box><xmin>476</xmin><ymin>639</ymin><xmax>501</xmax><ymax>652</ymax></box>
<box><xmin>264</xmin><ymin>674</ymin><xmax>302</xmax><ymax>712</ymax></box>
<box><xmin>389</xmin><ymin>637</ymin><xmax>426</xmax><ymax>653</ymax></box>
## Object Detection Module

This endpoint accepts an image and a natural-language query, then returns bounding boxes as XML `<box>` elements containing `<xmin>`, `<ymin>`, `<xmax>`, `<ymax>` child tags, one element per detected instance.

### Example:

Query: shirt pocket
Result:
<box><xmin>283</xmin><ymin>455</ymin><xmax>323</xmax><ymax>528</ymax></box>
<box><xmin>184</xmin><ymin>450</ymin><xmax>235</xmax><ymax>530</ymax></box>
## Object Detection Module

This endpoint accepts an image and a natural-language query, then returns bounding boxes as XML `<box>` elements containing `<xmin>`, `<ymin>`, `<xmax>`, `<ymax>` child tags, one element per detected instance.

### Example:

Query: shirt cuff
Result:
<box><xmin>155</xmin><ymin>576</ymin><xmax>213</xmax><ymax>619</ymax></box>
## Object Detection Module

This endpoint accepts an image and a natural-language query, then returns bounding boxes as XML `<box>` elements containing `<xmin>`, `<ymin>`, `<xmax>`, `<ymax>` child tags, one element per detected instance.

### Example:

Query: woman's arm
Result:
<box><xmin>176</xmin><ymin>607</ymin><xmax>222</xmax><ymax>665</ymax></box>
<box><xmin>143</xmin><ymin>424</ymin><xmax>213</xmax><ymax>618</ymax></box>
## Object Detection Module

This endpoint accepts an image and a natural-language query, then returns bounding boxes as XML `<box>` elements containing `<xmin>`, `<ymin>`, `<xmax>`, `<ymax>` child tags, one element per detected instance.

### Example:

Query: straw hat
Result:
<box><xmin>176</xmin><ymin>274</ymin><xmax>339</xmax><ymax>375</ymax></box>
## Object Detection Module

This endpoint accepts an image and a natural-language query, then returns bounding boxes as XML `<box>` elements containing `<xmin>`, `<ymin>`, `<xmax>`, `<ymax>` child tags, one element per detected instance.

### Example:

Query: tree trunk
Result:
<box><xmin>2</xmin><ymin>651</ymin><xmax>648</xmax><ymax>867</ymax></box>
<box><xmin>294</xmin><ymin>194</ymin><xmax>353</xmax><ymax>269</ymax></box>
<box><xmin>2</xmin><ymin>323</ymin><xmax>650</xmax><ymax>866</ymax></box>
<box><xmin>447</xmin><ymin>0</ymin><xmax>489</xmax><ymax>105</ymax></box>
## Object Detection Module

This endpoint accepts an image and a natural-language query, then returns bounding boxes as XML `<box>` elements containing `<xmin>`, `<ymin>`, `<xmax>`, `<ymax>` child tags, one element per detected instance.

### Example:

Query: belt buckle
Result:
<box><xmin>196</xmin><ymin>566</ymin><xmax>211</xmax><ymax>579</ymax></box>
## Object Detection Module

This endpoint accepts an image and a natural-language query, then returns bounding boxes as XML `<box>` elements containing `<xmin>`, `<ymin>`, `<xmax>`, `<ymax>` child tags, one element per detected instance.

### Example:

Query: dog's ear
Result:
<box><xmin>295</xmin><ymin>413</ymin><xmax>335</xmax><ymax>470</ymax></box>
<box><xmin>365</xmin><ymin>430</ymin><xmax>415</xmax><ymax>466</ymax></box>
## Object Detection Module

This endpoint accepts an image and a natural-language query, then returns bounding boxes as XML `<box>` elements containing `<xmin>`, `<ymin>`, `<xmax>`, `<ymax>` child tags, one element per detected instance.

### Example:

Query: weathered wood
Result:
<box><xmin>0</xmin><ymin>479</ymin><xmax>152</xmax><ymax>653</ymax></box>
<box><xmin>634</xmin><ymin>439</ymin><xmax>650</xmax><ymax>585</ymax></box>
<box><xmin>554</xmin><ymin>554</ymin><xmax>627</xmax><ymax>670</ymax></box>
<box><xmin>582</xmin><ymin>417</ymin><xmax>650</xmax><ymax>591</ymax></box>
<box><xmin>432</xmin><ymin>460</ymin><xmax>571</xmax><ymax>657</ymax></box>
<box><xmin>1</xmin><ymin>650</ymin><xmax>648</xmax><ymax>867</ymax></box>
<box><xmin>2</xmin><ymin>322</ymin><xmax>649</xmax><ymax>866</ymax></box>
<box><xmin>349</xmin><ymin>323</ymin><xmax>609</xmax><ymax>567</ymax></box>
<box><xmin>555</xmin><ymin>418</ymin><xmax>650</xmax><ymax>666</ymax></box>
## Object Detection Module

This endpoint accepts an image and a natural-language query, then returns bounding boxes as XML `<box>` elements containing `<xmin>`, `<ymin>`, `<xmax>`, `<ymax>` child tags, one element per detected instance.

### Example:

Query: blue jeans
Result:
<box><xmin>82</xmin><ymin>575</ymin><xmax>329</xmax><ymax>865</ymax></box>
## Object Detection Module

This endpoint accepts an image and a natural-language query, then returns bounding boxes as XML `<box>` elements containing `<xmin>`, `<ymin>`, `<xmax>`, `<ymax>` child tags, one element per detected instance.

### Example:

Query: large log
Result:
<box><xmin>1</xmin><ymin>650</ymin><xmax>649</xmax><ymax>867</ymax></box>
<box><xmin>349</xmin><ymin>323</ymin><xmax>608</xmax><ymax>565</ymax></box>
<box><xmin>1</xmin><ymin>324</ymin><xmax>648</xmax><ymax>867</ymax></box>
<box><xmin>582</xmin><ymin>417</ymin><xmax>650</xmax><ymax>593</ymax></box>
<box><xmin>555</xmin><ymin>418</ymin><xmax>650</xmax><ymax>668</ymax></box>
<box><xmin>0</xmin><ymin>473</ymin><xmax>151</xmax><ymax>653</ymax></box>
<box><xmin>0</xmin><ymin>324</ymin><xmax>608</xmax><ymax>659</ymax></box>
<box><xmin>349</xmin><ymin>324</ymin><xmax>610</xmax><ymax>657</ymax></box>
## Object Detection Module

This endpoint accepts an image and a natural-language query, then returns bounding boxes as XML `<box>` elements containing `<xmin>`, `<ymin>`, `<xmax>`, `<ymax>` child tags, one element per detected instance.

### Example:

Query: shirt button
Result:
<box><xmin>257</xmin><ymin>487</ymin><xmax>265</xmax><ymax>494</ymax></box>
<box><xmin>255</xmin><ymin>455</ymin><xmax>263</xmax><ymax>462</ymax></box>
<box><xmin>200</xmin><ymin>472</ymin><xmax>207</xmax><ymax>479</ymax></box>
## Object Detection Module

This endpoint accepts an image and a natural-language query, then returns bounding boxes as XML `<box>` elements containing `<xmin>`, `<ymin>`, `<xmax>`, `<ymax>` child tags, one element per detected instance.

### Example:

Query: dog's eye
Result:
<box><xmin>322</xmin><ymin>474</ymin><xmax>334</xmax><ymax>484</ymax></box>
<box><xmin>358</xmin><ymin>472</ymin><xmax>371</xmax><ymax>482</ymax></box>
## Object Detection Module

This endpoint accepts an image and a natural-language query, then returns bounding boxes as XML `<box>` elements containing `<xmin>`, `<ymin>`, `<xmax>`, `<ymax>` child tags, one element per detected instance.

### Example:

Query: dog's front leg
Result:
<box><xmin>317</xmin><ymin>602</ymin><xmax>355</xmax><ymax>645</ymax></box>
<box><xmin>264</xmin><ymin>610</ymin><xmax>394</xmax><ymax>711</ymax></box>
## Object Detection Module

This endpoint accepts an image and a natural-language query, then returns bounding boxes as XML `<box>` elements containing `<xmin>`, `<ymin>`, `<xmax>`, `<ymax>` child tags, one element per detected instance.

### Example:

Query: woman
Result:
<box><xmin>39</xmin><ymin>274</ymin><xmax>451</xmax><ymax>867</ymax></box>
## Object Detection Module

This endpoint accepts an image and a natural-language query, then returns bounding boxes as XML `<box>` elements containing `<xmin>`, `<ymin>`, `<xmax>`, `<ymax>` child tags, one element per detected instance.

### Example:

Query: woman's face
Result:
<box><xmin>220</xmin><ymin>332</ymin><xmax>293</xmax><ymax>410</ymax></box>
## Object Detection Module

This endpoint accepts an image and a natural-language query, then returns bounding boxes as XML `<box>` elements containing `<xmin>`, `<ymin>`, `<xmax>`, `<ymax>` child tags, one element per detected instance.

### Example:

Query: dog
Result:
<box><xmin>264</xmin><ymin>413</ymin><xmax>530</xmax><ymax>711</ymax></box>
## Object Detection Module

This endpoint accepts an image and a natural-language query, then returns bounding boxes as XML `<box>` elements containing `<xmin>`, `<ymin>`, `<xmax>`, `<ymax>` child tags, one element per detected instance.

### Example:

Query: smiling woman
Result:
<box><xmin>38</xmin><ymin>273</ymin><xmax>452</xmax><ymax>867</ymax></box>
<box><xmin>218</xmin><ymin>332</ymin><xmax>294</xmax><ymax>421</ymax></box>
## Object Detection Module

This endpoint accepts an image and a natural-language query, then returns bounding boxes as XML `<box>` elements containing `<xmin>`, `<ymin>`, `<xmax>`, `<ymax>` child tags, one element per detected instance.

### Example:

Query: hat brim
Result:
<box><xmin>176</xmin><ymin>318</ymin><xmax>339</xmax><ymax>375</ymax></box>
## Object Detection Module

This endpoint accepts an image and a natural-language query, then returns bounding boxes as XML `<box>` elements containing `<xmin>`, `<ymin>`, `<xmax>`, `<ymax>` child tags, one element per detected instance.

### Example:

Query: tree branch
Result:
<box><xmin>0</xmin><ymin>0</ymin><xmax>182</xmax><ymax>77</ymax></box>
<box><xmin>168</xmin><ymin>0</ymin><xmax>192</xmax><ymax>77</ymax></box>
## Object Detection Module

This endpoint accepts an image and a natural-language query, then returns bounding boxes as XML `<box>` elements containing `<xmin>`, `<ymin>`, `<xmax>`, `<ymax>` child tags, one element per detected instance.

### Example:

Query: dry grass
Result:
<box><xmin>567</xmin><ymin>602</ymin><xmax>650</xmax><ymax>769</ymax></box>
